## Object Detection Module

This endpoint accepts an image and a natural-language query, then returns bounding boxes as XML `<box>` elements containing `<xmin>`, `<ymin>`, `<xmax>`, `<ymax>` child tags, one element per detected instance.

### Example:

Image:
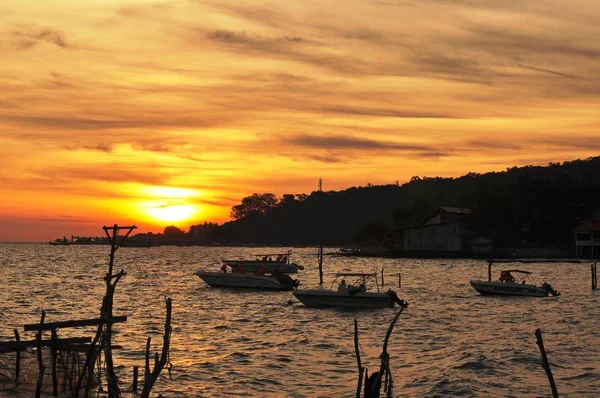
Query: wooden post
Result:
<box><xmin>51</xmin><ymin>328</ymin><xmax>58</xmax><ymax>396</ymax></box>
<box><xmin>133</xmin><ymin>366</ymin><xmax>139</xmax><ymax>392</ymax></box>
<box><xmin>592</xmin><ymin>263</ymin><xmax>597</xmax><ymax>290</ymax></box>
<box><xmin>13</xmin><ymin>329</ymin><xmax>20</xmax><ymax>385</ymax></box>
<box><xmin>353</xmin><ymin>319</ymin><xmax>364</xmax><ymax>398</ymax></box>
<box><xmin>318</xmin><ymin>244</ymin><xmax>324</xmax><ymax>285</ymax></box>
<box><xmin>381</xmin><ymin>269</ymin><xmax>385</xmax><ymax>287</ymax></box>
<box><xmin>35</xmin><ymin>311</ymin><xmax>46</xmax><ymax>398</ymax></box>
<box><xmin>535</xmin><ymin>328</ymin><xmax>559</xmax><ymax>398</ymax></box>
<box><xmin>488</xmin><ymin>260</ymin><xmax>493</xmax><ymax>282</ymax></box>
<box><xmin>398</xmin><ymin>273</ymin><xmax>402</xmax><ymax>288</ymax></box>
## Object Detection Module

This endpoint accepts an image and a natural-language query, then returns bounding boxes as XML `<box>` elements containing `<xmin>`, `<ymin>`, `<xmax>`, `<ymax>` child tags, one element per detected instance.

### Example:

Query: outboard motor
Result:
<box><xmin>275</xmin><ymin>273</ymin><xmax>300</xmax><ymax>289</ymax></box>
<box><xmin>542</xmin><ymin>282</ymin><xmax>560</xmax><ymax>297</ymax></box>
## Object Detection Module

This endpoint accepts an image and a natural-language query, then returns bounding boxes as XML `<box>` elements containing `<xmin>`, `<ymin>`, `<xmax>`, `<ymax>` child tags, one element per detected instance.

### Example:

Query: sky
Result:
<box><xmin>1</xmin><ymin>0</ymin><xmax>599</xmax><ymax>241</ymax></box>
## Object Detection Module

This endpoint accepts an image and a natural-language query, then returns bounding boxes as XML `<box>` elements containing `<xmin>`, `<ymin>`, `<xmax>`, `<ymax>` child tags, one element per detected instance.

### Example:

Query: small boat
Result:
<box><xmin>293</xmin><ymin>273</ymin><xmax>405</xmax><ymax>309</ymax></box>
<box><xmin>222</xmin><ymin>251</ymin><xmax>304</xmax><ymax>274</ymax></box>
<box><xmin>49</xmin><ymin>237</ymin><xmax>71</xmax><ymax>246</ymax></box>
<box><xmin>195</xmin><ymin>268</ymin><xmax>300</xmax><ymax>291</ymax></box>
<box><xmin>470</xmin><ymin>263</ymin><xmax>560</xmax><ymax>297</ymax></box>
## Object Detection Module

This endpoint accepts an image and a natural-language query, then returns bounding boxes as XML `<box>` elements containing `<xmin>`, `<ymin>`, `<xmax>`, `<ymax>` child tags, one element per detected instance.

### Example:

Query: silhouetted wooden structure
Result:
<box><xmin>0</xmin><ymin>224</ymin><xmax>173</xmax><ymax>398</ymax></box>
<box><xmin>354</xmin><ymin>299</ymin><xmax>408</xmax><ymax>398</ymax></box>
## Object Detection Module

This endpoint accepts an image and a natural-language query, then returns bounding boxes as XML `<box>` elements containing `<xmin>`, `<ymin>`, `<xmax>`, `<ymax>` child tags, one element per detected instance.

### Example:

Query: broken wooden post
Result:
<box><xmin>133</xmin><ymin>366</ymin><xmax>139</xmax><ymax>392</ymax></box>
<box><xmin>354</xmin><ymin>319</ymin><xmax>364</xmax><ymax>398</ymax></box>
<box><xmin>141</xmin><ymin>297</ymin><xmax>173</xmax><ymax>398</ymax></box>
<box><xmin>592</xmin><ymin>262</ymin><xmax>597</xmax><ymax>290</ymax></box>
<box><xmin>13</xmin><ymin>329</ymin><xmax>20</xmax><ymax>385</ymax></box>
<box><xmin>535</xmin><ymin>328</ymin><xmax>559</xmax><ymax>398</ymax></box>
<box><xmin>35</xmin><ymin>310</ymin><xmax>46</xmax><ymax>398</ymax></box>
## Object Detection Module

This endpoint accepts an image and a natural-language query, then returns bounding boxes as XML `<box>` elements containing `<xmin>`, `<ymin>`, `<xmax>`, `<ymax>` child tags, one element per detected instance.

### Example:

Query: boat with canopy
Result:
<box><xmin>293</xmin><ymin>272</ymin><xmax>405</xmax><ymax>309</ymax></box>
<box><xmin>470</xmin><ymin>261</ymin><xmax>560</xmax><ymax>297</ymax></box>
<box><xmin>222</xmin><ymin>250</ymin><xmax>304</xmax><ymax>274</ymax></box>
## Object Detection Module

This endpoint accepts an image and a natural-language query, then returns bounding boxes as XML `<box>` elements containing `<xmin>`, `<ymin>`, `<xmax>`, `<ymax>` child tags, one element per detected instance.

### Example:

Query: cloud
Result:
<box><xmin>11</xmin><ymin>27</ymin><xmax>68</xmax><ymax>49</ymax></box>
<box><xmin>287</xmin><ymin>134</ymin><xmax>429</xmax><ymax>151</ymax></box>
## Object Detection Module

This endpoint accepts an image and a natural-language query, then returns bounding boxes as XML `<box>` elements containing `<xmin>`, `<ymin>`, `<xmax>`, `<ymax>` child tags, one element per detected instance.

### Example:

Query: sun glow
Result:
<box><xmin>142</xmin><ymin>202</ymin><xmax>199</xmax><ymax>224</ymax></box>
<box><xmin>136</xmin><ymin>186</ymin><xmax>202</xmax><ymax>225</ymax></box>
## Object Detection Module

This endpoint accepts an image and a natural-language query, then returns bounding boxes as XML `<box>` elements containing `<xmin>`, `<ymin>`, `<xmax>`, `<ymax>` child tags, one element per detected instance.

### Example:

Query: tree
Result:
<box><xmin>163</xmin><ymin>226</ymin><xmax>184</xmax><ymax>237</ymax></box>
<box><xmin>230</xmin><ymin>193</ymin><xmax>279</xmax><ymax>220</ymax></box>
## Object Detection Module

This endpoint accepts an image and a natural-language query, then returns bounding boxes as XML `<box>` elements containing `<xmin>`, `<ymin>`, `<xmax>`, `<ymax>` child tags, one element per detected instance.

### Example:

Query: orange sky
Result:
<box><xmin>1</xmin><ymin>0</ymin><xmax>599</xmax><ymax>241</ymax></box>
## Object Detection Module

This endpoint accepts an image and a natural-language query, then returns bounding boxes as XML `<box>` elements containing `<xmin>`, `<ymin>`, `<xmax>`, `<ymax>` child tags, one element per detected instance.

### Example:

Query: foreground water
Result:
<box><xmin>0</xmin><ymin>244</ymin><xmax>599</xmax><ymax>397</ymax></box>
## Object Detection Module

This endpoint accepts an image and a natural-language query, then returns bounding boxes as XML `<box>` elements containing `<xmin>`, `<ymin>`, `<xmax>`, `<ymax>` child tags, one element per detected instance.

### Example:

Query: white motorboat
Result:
<box><xmin>293</xmin><ymin>273</ymin><xmax>406</xmax><ymax>309</ymax></box>
<box><xmin>470</xmin><ymin>264</ymin><xmax>560</xmax><ymax>297</ymax></box>
<box><xmin>195</xmin><ymin>269</ymin><xmax>299</xmax><ymax>291</ymax></box>
<box><xmin>222</xmin><ymin>251</ymin><xmax>304</xmax><ymax>274</ymax></box>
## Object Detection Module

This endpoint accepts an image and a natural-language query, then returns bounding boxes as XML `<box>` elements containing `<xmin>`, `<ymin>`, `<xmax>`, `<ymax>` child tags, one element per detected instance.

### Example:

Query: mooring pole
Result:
<box><xmin>592</xmin><ymin>262</ymin><xmax>597</xmax><ymax>290</ymax></box>
<box><xmin>318</xmin><ymin>244</ymin><xmax>324</xmax><ymax>285</ymax></box>
<box><xmin>488</xmin><ymin>260</ymin><xmax>493</xmax><ymax>282</ymax></box>
<box><xmin>13</xmin><ymin>329</ymin><xmax>20</xmax><ymax>385</ymax></box>
<box><xmin>133</xmin><ymin>366</ymin><xmax>139</xmax><ymax>392</ymax></box>
<box><xmin>398</xmin><ymin>273</ymin><xmax>402</xmax><ymax>288</ymax></box>
<box><xmin>535</xmin><ymin>328</ymin><xmax>559</xmax><ymax>398</ymax></box>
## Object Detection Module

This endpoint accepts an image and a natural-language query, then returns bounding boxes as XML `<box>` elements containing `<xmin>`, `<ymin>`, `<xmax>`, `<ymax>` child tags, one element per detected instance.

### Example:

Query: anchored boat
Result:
<box><xmin>470</xmin><ymin>261</ymin><xmax>560</xmax><ymax>297</ymax></box>
<box><xmin>293</xmin><ymin>272</ymin><xmax>405</xmax><ymax>309</ymax></box>
<box><xmin>195</xmin><ymin>263</ymin><xmax>300</xmax><ymax>291</ymax></box>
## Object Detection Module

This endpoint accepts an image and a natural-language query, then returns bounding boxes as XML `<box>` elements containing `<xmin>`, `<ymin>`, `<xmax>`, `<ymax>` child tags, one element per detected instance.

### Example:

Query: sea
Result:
<box><xmin>0</xmin><ymin>244</ymin><xmax>599</xmax><ymax>397</ymax></box>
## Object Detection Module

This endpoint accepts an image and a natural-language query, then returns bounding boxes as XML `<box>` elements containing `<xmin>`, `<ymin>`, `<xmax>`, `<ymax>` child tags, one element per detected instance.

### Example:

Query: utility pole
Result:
<box><xmin>318</xmin><ymin>178</ymin><xmax>324</xmax><ymax>285</ymax></box>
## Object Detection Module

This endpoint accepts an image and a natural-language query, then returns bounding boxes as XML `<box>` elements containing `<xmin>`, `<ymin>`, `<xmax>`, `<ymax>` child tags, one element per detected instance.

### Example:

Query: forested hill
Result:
<box><xmin>177</xmin><ymin>156</ymin><xmax>600</xmax><ymax>247</ymax></box>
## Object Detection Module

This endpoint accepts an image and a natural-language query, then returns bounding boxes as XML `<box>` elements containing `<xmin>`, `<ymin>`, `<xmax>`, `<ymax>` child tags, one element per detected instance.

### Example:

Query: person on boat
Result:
<box><xmin>255</xmin><ymin>264</ymin><xmax>266</xmax><ymax>276</ymax></box>
<box><xmin>220</xmin><ymin>263</ymin><xmax>227</xmax><ymax>273</ymax></box>
<box><xmin>262</xmin><ymin>256</ymin><xmax>268</xmax><ymax>261</ymax></box>
<box><xmin>275</xmin><ymin>254</ymin><xmax>283</xmax><ymax>262</ymax></box>
<box><xmin>499</xmin><ymin>271</ymin><xmax>514</xmax><ymax>283</ymax></box>
<box><xmin>281</xmin><ymin>255</ymin><xmax>287</xmax><ymax>263</ymax></box>
<box><xmin>337</xmin><ymin>279</ymin><xmax>348</xmax><ymax>293</ymax></box>
<box><xmin>267</xmin><ymin>257</ymin><xmax>272</xmax><ymax>262</ymax></box>
<box><xmin>358</xmin><ymin>283</ymin><xmax>367</xmax><ymax>293</ymax></box>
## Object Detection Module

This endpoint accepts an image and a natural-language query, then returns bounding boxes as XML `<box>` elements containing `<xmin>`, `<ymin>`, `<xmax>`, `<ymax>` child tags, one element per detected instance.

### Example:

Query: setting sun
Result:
<box><xmin>143</xmin><ymin>202</ymin><xmax>199</xmax><ymax>224</ymax></box>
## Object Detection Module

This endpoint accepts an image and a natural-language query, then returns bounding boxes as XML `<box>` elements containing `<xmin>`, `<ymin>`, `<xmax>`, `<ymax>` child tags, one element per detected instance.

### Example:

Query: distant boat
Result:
<box><xmin>293</xmin><ymin>272</ymin><xmax>405</xmax><ymax>309</ymax></box>
<box><xmin>49</xmin><ymin>237</ymin><xmax>70</xmax><ymax>246</ymax></box>
<box><xmin>195</xmin><ymin>269</ymin><xmax>299</xmax><ymax>291</ymax></box>
<box><xmin>222</xmin><ymin>251</ymin><xmax>304</xmax><ymax>274</ymax></box>
<box><xmin>470</xmin><ymin>263</ymin><xmax>560</xmax><ymax>297</ymax></box>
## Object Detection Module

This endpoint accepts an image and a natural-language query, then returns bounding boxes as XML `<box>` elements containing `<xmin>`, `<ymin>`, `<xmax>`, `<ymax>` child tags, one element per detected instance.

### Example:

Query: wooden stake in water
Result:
<box><xmin>318</xmin><ymin>244</ymin><xmax>324</xmax><ymax>285</ymax></box>
<box><xmin>535</xmin><ymin>328</ymin><xmax>559</xmax><ymax>398</ymax></box>
<box><xmin>592</xmin><ymin>262</ymin><xmax>597</xmax><ymax>290</ymax></box>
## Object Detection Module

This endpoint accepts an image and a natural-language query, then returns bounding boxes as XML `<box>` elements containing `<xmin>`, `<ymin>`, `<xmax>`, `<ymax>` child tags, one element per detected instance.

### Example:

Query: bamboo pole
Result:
<box><xmin>535</xmin><ymin>329</ymin><xmax>559</xmax><ymax>398</ymax></box>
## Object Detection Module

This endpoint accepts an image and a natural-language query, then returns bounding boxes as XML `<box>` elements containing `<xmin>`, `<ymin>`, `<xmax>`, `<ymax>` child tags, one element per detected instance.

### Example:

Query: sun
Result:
<box><xmin>145</xmin><ymin>203</ymin><xmax>198</xmax><ymax>223</ymax></box>
<box><xmin>134</xmin><ymin>186</ymin><xmax>202</xmax><ymax>225</ymax></box>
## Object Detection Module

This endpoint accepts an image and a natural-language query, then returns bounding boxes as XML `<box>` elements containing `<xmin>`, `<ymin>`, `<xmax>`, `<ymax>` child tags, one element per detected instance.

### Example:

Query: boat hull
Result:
<box><xmin>195</xmin><ymin>271</ymin><xmax>293</xmax><ymax>291</ymax></box>
<box><xmin>470</xmin><ymin>280</ymin><xmax>549</xmax><ymax>297</ymax></box>
<box><xmin>293</xmin><ymin>290</ymin><xmax>395</xmax><ymax>308</ymax></box>
<box><xmin>223</xmin><ymin>260</ymin><xmax>302</xmax><ymax>274</ymax></box>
